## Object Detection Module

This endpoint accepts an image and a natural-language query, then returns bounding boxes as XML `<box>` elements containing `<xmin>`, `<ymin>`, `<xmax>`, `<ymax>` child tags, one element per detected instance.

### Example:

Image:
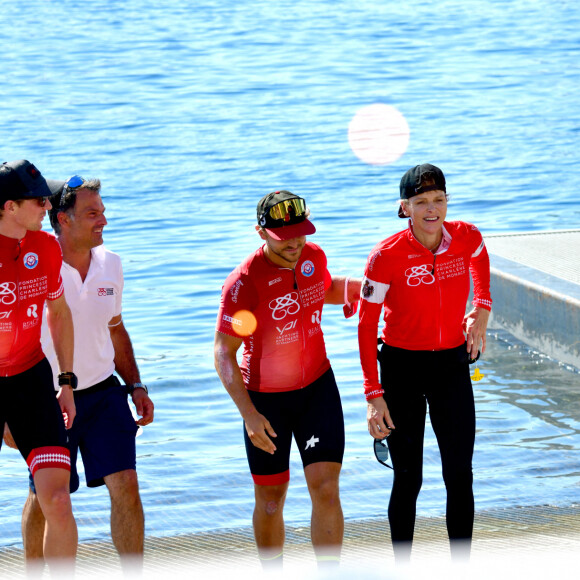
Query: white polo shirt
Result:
<box><xmin>41</xmin><ymin>245</ymin><xmax>123</xmax><ymax>391</ymax></box>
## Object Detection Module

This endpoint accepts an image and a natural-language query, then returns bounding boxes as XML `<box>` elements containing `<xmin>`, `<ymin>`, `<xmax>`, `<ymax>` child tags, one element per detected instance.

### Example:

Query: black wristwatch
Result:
<box><xmin>127</xmin><ymin>382</ymin><xmax>148</xmax><ymax>395</ymax></box>
<box><xmin>58</xmin><ymin>372</ymin><xmax>78</xmax><ymax>390</ymax></box>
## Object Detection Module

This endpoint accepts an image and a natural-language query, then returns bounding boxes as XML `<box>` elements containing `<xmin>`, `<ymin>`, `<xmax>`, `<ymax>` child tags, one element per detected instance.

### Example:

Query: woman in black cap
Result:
<box><xmin>358</xmin><ymin>163</ymin><xmax>492</xmax><ymax>563</ymax></box>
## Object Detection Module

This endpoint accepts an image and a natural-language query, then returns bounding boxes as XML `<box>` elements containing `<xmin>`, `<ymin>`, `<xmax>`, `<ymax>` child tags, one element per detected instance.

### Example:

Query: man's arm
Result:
<box><xmin>214</xmin><ymin>331</ymin><xmax>277</xmax><ymax>454</ymax></box>
<box><xmin>324</xmin><ymin>275</ymin><xmax>362</xmax><ymax>305</ymax></box>
<box><xmin>45</xmin><ymin>294</ymin><xmax>76</xmax><ymax>428</ymax></box>
<box><xmin>108</xmin><ymin>314</ymin><xmax>154</xmax><ymax>426</ymax></box>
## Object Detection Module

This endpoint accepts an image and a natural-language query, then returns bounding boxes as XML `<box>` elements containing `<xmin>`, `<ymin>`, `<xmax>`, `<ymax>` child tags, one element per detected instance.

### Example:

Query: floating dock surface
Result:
<box><xmin>484</xmin><ymin>229</ymin><xmax>580</xmax><ymax>370</ymax></box>
<box><xmin>0</xmin><ymin>505</ymin><xmax>579</xmax><ymax>577</ymax></box>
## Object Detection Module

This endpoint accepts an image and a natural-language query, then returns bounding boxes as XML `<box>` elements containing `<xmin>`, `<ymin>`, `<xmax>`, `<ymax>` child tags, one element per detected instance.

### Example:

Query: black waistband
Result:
<box><xmin>74</xmin><ymin>374</ymin><xmax>122</xmax><ymax>396</ymax></box>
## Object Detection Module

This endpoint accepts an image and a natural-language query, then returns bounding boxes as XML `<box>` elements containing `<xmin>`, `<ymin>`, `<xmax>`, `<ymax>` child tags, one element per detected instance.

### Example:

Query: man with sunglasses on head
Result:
<box><xmin>11</xmin><ymin>175</ymin><xmax>154</xmax><ymax>574</ymax></box>
<box><xmin>0</xmin><ymin>160</ymin><xmax>78</xmax><ymax>570</ymax></box>
<box><xmin>215</xmin><ymin>190</ymin><xmax>361</xmax><ymax>571</ymax></box>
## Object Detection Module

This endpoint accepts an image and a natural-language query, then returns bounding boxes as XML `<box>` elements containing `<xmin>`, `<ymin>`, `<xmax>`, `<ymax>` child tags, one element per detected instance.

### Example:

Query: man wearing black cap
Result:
<box><xmin>214</xmin><ymin>191</ymin><xmax>360</xmax><ymax>570</ymax></box>
<box><xmin>0</xmin><ymin>160</ymin><xmax>78</xmax><ymax>568</ymax></box>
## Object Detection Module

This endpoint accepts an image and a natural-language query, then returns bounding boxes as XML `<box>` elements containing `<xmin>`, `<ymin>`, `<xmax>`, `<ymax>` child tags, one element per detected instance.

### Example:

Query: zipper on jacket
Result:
<box><xmin>293</xmin><ymin>268</ymin><xmax>306</xmax><ymax>386</ymax></box>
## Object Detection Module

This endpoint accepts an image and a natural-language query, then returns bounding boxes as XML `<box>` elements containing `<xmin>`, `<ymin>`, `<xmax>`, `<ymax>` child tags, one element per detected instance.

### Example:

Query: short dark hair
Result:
<box><xmin>49</xmin><ymin>178</ymin><xmax>101</xmax><ymax>234</ymax></box>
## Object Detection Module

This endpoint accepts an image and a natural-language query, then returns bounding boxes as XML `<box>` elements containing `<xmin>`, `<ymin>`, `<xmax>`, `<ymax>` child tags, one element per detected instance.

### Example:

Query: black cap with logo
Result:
<box><xmin>0</xmin><ymin>160</ymin><xmax>54</xmax><ymax>205</ymax></box>
<box><xmin>257</xmin><ymin>190</ymin><xmax>316</xmax><ymax>240</ymax></box>
<box><xmin>398</xmin><ymin>163</ymin><xmax>446</xmax><ymax>218</ymax></box>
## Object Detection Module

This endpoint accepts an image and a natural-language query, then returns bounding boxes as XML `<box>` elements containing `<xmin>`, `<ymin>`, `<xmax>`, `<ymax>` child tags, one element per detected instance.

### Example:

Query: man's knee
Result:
<box><xmin>311</xmin><ymin>477</ymin><xmax>341</xmax><ymax>506</ymax></box>
<box><xmin>24</xmin><ymin>489</ymin><xmax>44</xmax><ymax>518</ymax></box>
<box><xmin>36</xmin><ymin>486</ymin><xmax>72</xmax><ymax>521</ymax></box>
<box><xmin>305</xmin><ymin>463</ymin><xmax>341</xmax><ymax>505</ymax></box>
<box><xmin>106</xmin><ymin>470</ymin><xmax>140</xmax><ymax>498</ymax></box>
<box><xmin>254</xmin><ymin>484</ymin><xmax>288</xmax><ymax>517</ymax></box>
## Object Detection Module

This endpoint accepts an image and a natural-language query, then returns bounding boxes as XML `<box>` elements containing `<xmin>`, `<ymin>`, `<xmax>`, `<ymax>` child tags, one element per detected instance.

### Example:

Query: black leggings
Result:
<box><xmin>379</xmin><ymin>343</ymin><xmax>475</xmax><ymax>555</ymax></box>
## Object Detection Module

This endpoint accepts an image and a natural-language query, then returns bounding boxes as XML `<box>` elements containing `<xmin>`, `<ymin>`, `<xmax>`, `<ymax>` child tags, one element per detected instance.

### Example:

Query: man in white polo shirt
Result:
<box><xmin>20</xmin><ymin>175</ymin><xmax>154</xmax><ymax>572</ymax></box>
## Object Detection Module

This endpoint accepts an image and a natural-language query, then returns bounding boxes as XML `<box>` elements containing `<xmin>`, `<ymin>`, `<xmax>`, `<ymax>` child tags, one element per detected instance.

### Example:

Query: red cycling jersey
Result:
<box><xmin>0</xmin><ymin>230</ymin><xmax>64</xmax><ymax>377</ymax></box>
<box><xmin>358</xmin><ymin>221</ymin><xmax>492</xmax><ymax>398</ymax></box>
<box><xmin>217</xmin><ymin>242</ymin><xmax>332</xmax><ymax>393</ymax></box>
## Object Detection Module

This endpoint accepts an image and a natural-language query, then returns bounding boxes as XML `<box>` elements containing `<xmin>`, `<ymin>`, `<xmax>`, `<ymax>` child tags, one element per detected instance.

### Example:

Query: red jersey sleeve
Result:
<box><xmin>358</xmin><ymin>247</ymin><xmax>390</xmax><ymax>400</ymax></box>
<box><xmin>216</xmin><ymin>269</ymin><xmax>258</xmax><ymax>338</ymax></box>
<box><xmin>324</xmin><ymin>268</ymin><xmax>332</xmax><ymax>291</ymax></box>
<box><xmin>46</xmin><ymin>235</ymin><xmax>64</xmax><ymax>301</ymax></box>
<box><xmin>468</xmin><ymin>227</ymin><xmax>492</xmax><ymax>311</ymax></box>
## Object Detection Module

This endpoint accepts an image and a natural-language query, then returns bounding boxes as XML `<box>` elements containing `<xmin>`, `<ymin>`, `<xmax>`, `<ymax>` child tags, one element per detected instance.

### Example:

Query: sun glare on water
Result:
<box><xmin>348</xmin><ymin>103</ymin><xmax>410</xmax><ymax>165</ymax></box>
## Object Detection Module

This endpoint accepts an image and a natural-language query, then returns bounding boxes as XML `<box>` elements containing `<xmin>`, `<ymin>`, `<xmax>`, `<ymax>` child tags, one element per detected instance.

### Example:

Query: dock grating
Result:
<box><xmin>1</xmin><ymin>504</ymin><xmax>579</xmax><ymax>577</ymax></box>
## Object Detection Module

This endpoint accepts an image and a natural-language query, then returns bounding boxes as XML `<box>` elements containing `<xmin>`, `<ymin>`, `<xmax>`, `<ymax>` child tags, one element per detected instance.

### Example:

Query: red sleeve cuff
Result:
<box><xmin>364</xmin><ymin>387</ymin><xmax>384</xmax><ymax>401</ymax></box>
<box><xmin>472</xmin><ymin>298</ymin><xmax>492</xmax><ymax>311</ymax></box>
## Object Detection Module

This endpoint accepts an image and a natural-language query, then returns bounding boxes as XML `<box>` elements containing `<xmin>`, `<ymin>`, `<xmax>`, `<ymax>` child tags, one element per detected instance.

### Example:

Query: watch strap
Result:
<box><xmin>58</xmin><ymin>372</ymin><xmax>78</xmax><ymax>390</ymax></box>
<box><xmin>127</xmin><ymin>382</ymin><xmax>148</xmax><ymax>395</ymax></box>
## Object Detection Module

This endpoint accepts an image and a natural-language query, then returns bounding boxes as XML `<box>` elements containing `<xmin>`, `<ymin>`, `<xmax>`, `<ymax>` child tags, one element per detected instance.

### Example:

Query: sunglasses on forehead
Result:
<box><xmin>60</xmin><ymin>175</ymin><xmax>85</xmax><ymax>206</ymax></box>
<box><xmin>266</xmin><ymin>198</ymin><xmax>307</xmax><ymax>222</ymax></box>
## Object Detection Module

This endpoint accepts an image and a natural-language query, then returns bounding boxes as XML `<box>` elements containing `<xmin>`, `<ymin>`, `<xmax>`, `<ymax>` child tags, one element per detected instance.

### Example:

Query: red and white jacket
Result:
<box><xmin>0</xmin><ymin>231</ymin><xmax>64</xmax><ymax>377</ymax></box>
<box><xmin>358</xmin><ymin>221</ymin><xmax>492</xmax><ymax>399</ymax></box>
<box><xmin>217</xmin><ymin>242</ymin><xmax>332</xmax><ymax>392</ymax></box>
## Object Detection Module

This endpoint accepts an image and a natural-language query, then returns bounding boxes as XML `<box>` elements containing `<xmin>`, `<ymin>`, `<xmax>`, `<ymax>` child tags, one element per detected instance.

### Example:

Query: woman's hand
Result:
<box><xmin>367</xmin><ymin>396</ymin><xmax>395</xmax><ymax>439</ymax></box>
<box><xmin>463</xmin><ymin>307</ymin><xmax>490</xmax><ymax>359</ymax></box>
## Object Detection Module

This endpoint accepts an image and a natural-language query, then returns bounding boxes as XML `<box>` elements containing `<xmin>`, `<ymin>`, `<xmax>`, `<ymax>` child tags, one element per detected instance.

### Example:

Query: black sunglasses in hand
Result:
<box><xmin>373</xmin><ymin>438</ymin><xmax>393</xmax><ymax>469</ymax></box>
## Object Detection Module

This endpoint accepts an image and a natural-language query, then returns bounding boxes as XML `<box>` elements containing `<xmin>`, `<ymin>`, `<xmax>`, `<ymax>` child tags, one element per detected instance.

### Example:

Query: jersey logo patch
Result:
<box><xmin>23</xmin><ymin>253</ymin><xmax>39</xmax><ymax>269</ymax></box>
<box><xmin>98</xmin><ymin>288</ymin><xmax>114</xmax><ymax>296</ymax></box>
<box><xmin>301</xmin><ymin>260</ymin><xmax>315</xmax><ymax>277</ymax></box>
<box><xmin>269</xmin><ymin>292</ymin><xmax>300</xmax><ymax>320</ymax></box>
<box><xmin>405</xmin><ymin>265</ymin><xmax>435</xmax><ymax>286</ymax></box>
<box><xmin>0</xmin><ymin>282</ymin><xmax>17</xmax><ymax>305</ymax></box>
<box><xmin>362</xmin><ymin>280</ymin><xmax>375</xmax><ymax>298</ymax></box>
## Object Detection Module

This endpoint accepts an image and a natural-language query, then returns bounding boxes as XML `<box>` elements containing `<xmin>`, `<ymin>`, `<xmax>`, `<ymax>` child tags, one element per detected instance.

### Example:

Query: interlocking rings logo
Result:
<box><xmin>301</xmin><ymin>260</ymin><xmax>315</xmax><ymax>277</ymax></box>
<box><xmin>0</xmin><ymin>282</ymin><xmax>17</xmax><ymax>305</ymax></box>
<box><xmin>405</xmin><ymin>264</ymin><xmax>435</xmax><ymax>286</ymax></box>
<box><xmin>23</xmin><ymin>252</ymin><xmax>39</xmax><ymax>269</ymax></box>
<box><xmin>269</xmin><ymin>292</ymin><xmax>300</xmax><ymax>320</ymax></box>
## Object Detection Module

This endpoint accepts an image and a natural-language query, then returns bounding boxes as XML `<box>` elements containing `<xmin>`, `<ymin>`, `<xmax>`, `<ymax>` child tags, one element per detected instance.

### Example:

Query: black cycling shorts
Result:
<box><xmin>0</xmin><ymin>358</ymin><xmax>70</xmax><ymax>476</ymax></box>
<box><xmin>244</xmin><ymin>367</ymin><xmax>345</xmax><ymax>486</ymax></box>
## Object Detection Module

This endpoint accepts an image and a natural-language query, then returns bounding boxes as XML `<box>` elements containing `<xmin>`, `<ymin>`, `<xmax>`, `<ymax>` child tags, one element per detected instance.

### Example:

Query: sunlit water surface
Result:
<box><xmin>1</xmin><ymin>0</ymin><xmax>579</xmax><ymax>548</ymax></box>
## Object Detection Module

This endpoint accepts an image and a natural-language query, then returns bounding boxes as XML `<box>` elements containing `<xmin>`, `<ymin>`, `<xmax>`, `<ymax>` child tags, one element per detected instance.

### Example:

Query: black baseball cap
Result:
<box><xmin>46</xmin><ymin>179</ymin><xmax>66</xmax><ymax>198</ymax></box>
<box><xmin>398</xmin><ymin>163</ymin><xmax>446</xmax><ymax>218</ymax></box>
<box><xmin>0</xmin><ymin>160</ymin><xmax>55</xmax><ymax>205</ymax></box>
<box><xmin>257</xmin><ymin>190</ymin><xmax>316</xmax><ymax>240</ymax></box>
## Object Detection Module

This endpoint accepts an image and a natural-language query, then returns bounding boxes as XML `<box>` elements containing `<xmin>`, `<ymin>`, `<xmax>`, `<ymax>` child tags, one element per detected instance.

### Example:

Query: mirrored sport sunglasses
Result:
<box><xmin>373</xmin><ymin>438</ymin><xmax>393</xmax><ymax>469</ymax></box>
<box><xmin>267</xmin><ymin>197</ymin><xmax>307</xmax><ymax>222</ymax></box>
<box><xmin>36</xmin><ymin>197</ymin><xmax>50</xmax><ymax>207</ymax></box>
<box><xmin>60</xmin><ymin>175</ymin><xmax>85</xmax><ymax>206</ymax></box>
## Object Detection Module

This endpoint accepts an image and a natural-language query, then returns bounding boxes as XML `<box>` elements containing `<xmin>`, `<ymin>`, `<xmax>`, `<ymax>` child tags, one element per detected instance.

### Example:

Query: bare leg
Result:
<box><xmin>104</xmin><ymin>469</ymin><xmax>144</xmax><ymax>574</ymax></box>
<box><xmin>253</xmin><ymin>482</ymin><xmax>289</xmax><ymax>569</ymax></box>
<box><xmin>33</xmin><ymin>468</ymin><xmax>77</xmax><ymax>574</ymax></box>
<box><xmin>21</xmin><ymin>488</ymin><xmax>46</xmax><ymax>575</ymax></box>
<box><xmin>304</xmin><ymin>462</ymin><xmax>343</xmax><ymax>568</ymax></box>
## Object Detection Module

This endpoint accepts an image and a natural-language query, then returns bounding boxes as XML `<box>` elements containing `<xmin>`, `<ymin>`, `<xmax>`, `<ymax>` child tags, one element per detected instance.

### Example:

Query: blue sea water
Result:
<box><xmin>1</xmin><ymin>0</ymin><xmax>579</xmax><ymax>549</ymax></box>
